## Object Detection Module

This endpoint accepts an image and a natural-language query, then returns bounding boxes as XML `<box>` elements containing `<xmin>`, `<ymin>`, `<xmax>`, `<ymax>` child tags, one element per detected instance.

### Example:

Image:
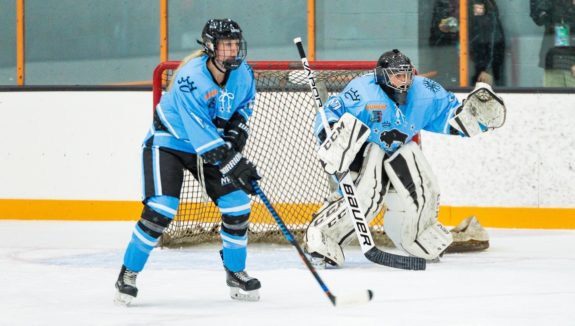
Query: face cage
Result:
<box><xmin>209</xmin><ymin>38</ymin><xmax>247</xmax><ymax>71</ymax></box>
<box><xmin>382</xmin><ymin>65</ymin><xmax>414</xmax><ymax>92</ymax></box>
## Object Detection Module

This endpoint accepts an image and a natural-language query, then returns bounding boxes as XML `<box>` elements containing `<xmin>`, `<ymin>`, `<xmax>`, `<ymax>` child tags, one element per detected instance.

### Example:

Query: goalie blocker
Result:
<box><xmin>306</xmin><ymin>141</ymin><xmax>452</xmax><ymax>266</ymax></box>
<box><xmin>316</xmin><ymin>113</ymin><xmax>370</xmax><ymax>175</ymax></box>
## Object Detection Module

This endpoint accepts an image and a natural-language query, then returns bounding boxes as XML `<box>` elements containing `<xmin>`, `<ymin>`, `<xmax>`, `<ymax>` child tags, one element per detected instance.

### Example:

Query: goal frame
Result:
<box><xmin>152</xmin><ymin>60</ymin><xmax>418</xmax><ymax>247</ymax></box>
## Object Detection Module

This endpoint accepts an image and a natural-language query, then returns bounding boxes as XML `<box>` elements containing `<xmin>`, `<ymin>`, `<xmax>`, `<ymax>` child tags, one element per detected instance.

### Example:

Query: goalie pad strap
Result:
<box><xmin>317</xmin><ymin>113</ymin><xmax>370</xmax><ymax>174</ymax></box>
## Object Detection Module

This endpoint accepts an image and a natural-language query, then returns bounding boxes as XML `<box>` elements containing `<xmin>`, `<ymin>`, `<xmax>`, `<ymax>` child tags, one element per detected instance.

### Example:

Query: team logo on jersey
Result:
<box><xmin>423</xmin><ymin>79</ymin><xmax>441</xmax><ymax>93</ymax></box>
<box><xmin>178</xmin><ymin>76</ymin><xmax>197</xmax><ymax>93</ymax></box>
<box><xmin>344</xmin><ymin>88</ymin><xmax>360</xmax><ymax>102</ymax></box>
<box><xmin>370</xmin><ymin>110</ymin><xmax>382</xmax><ymax>122</ymax></box>
<box><xmin>327</xmin><ymin>97</ymin><xmax>342</xmax><ymax>110</ymax></box>
<box><xmin>218</xmin><ymin>90</ymin><xmax>235</xmax><ymax>113</ymax></box>
<box><xmin>380</xmin><ymin>129</ymin><xmax>409</xmax><ymax>148</ymax></box>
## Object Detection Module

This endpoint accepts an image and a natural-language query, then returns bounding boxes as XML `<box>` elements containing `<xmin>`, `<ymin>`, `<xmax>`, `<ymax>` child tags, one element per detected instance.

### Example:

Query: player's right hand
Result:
<box><xmin>220</xmin><ymin>152</ymin><xmax>261</xmax><ymax>195</ymax></box>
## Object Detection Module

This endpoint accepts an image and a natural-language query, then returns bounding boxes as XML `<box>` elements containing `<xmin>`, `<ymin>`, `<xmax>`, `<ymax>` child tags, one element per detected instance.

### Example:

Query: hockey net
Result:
<box><xmin>153</xmin><ymin>60</ymin><xmax>399</xmax><ymax>247</ymax></box>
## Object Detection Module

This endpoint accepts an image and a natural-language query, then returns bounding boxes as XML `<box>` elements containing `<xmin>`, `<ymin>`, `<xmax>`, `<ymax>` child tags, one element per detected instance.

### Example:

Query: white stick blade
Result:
<box><xmin>293</xmin><ymin>37</ymin><xmax>302</xmax><ymax>44</ymax></box>
<box><xmin>334</xmin><ymin>289</ymin><xmax>373</xmax><ymax>307</ymax></box>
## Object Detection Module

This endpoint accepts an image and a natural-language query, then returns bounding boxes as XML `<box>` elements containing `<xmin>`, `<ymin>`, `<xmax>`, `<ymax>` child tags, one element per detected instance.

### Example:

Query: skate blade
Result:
<box><xmin>310</xmin><ymin>256</ymin><xmax>327</xmax><ymax>269</ymax></box>
<box><xmin>229</xmin><ymin>287</ymin><xmax>260</xmax><ymax>302</ymax></box>
<box><xmin>114</xmin><ymin>292</ymin><xmax>135</xmax><ymax>306</ymax></box>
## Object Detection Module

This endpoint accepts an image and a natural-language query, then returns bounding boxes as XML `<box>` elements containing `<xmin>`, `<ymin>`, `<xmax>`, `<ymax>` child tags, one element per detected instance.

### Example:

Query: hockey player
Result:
<box><xmin>115</xmin><ymin>18</ymin><xmax>262</xmax><ymax>305</ymax></box>
<box><xmin>305</xmin><ymin>49</ymin><xmax>505</xmax><ymax>267</ymax></box>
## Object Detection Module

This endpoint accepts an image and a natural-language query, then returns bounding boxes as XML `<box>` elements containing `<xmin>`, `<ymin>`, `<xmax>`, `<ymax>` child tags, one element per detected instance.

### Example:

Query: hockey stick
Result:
<box><xmin>293</xmin><ymin>37</ymin><xmax>426</xmax><ymax>271</ymax></box>
<box><xmin>252</xmin><ymin>181</ymin><xmax>373</xmax><ymax>306</ymax></box>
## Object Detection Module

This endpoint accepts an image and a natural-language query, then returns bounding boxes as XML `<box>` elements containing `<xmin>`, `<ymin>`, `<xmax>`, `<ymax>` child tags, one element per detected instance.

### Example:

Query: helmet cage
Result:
<box><xmin>374</xmin><ymin>49</ymin><xmax>414</xmax><ymax>93</ymax></box>
<box><xmin>375</xmin><ymin>64</ymin><xmax>414</xmax><ymax>92</ymax></box>
<box><xmin>200</xmin><ymin>19</ymin><xmax>247</xmax><ymax>70</ymax></box>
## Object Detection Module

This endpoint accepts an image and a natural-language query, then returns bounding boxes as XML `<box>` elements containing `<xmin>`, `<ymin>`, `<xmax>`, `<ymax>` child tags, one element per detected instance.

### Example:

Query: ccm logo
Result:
<box><xmin>320</xmin><ymin>121</ymin><xmax>345</xmax><ymax>150</ymax></box>
<box><xmin>342</xmin><ymin>183</ymin><xmax>372</xmax><ymax>246</ymax></box>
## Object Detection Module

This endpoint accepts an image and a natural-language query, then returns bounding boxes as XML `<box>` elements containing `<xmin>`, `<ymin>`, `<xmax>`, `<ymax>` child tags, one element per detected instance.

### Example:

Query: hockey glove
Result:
<box><xmin>223</xmin><ymin>114</ymin><xmax>250</xmax><ymax>152</ymax></box>
<box><xmin>219</xmin><ymin>151</ymin><xmax>261</xmax><ymax>195</ymax></box>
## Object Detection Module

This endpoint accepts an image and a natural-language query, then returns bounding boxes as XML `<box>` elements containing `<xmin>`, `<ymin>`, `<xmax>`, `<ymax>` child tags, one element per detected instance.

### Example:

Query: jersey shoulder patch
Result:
<box><xmin>340</xmin><ymin>76</ymin><xmax>375</xmax><ymax>108</ymax></box>
<box><xmin>414</xmin><ymin>77</ymin><xmax>448</xmax><ymax>96</ymax></box>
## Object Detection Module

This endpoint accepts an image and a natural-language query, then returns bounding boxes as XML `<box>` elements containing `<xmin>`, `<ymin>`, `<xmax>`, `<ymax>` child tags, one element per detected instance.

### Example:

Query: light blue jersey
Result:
<box><xmin>314</xmin><ymin>74</ymin><xmax>462</xmax><ymax>155</ymax></box>
<box><xmin>149</xmin><ymin>55</ymin><xmax>255</xmax><ymax>154</ymax></box>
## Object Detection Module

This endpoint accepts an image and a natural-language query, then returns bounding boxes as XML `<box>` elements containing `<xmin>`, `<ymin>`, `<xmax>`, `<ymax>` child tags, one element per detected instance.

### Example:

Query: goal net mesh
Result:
<box><xmin>152</xmin><ymin>61</ymin><xmax>393</xmax><ymax>247</ymax></box>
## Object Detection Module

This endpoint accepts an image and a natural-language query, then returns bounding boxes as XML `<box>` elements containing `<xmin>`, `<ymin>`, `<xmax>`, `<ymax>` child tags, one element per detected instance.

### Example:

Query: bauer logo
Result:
<box><xmin>342</xmin><ymin>182</ymin><xmax>372</xmax><ymax>246</ymax></box>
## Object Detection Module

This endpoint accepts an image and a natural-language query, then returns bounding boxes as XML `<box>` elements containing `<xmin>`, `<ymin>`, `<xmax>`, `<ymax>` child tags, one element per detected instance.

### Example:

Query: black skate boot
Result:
<box><xmin>220</xmin><ymin>250</ymin><xmax>261</xmax><ymax>301</ymax></box>
<box><xmin>114</xmin><ymin>265</ymin><xmax>138</xmax><ymax>306</ymax></box>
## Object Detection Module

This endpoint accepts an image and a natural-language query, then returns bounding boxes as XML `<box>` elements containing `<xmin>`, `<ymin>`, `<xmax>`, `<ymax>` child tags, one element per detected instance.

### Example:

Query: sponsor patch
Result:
<box><xmin>204</xmin><ymin>89</ymin><xmax>218</xmax><ymax>100</ymax></box>
<box><xmin>365</xmin><ymin>103</ymin><xmax>387</xmax><ymax>110</ymax></box>
<box><xmin>370</xmin><ymin>110</ymin><xmax>382</xmax><ymax>122</ymax></box>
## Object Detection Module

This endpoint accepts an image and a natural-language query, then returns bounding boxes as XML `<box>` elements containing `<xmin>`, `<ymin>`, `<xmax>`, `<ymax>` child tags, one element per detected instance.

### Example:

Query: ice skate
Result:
<box><xmin>309</xmin><ymin>253</ymin><xmax>327</xmax><ymax>269</ymax></box>
<box><xmin>114</xmin><ymin>265</ymin><xmax>138</xmax><ymax>306</ymax></box>
<box><xmin>225</xmin><ymin>267</ymin><xmax>261</xmax><ymax>301</ymax></box>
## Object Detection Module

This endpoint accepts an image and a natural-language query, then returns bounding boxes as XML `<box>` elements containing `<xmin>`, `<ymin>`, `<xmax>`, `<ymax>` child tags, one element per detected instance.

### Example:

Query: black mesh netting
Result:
<box><xmin>155</xmin><ymin>62</ymin><xmax>391</xmax><ymax>247</ymax></box>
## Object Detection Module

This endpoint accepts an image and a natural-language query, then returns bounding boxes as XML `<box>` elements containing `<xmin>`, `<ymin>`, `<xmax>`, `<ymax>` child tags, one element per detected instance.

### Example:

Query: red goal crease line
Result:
<box><xmin>0</xmin><ymin>199</ymin><xmax>573</xmax><ymax>229</ymax></box>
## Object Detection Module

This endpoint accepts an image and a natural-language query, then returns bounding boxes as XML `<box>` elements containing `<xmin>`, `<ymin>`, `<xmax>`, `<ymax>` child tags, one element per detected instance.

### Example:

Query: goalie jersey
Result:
<box><xmin>147</xmin><ymin>55</ymin><xmax>256</xmax><ymax>155</ymax></box>
<box><xmin>314</xmin><ymin>74</ymin><xmax>462</xmax><ymax>155</ymax></box>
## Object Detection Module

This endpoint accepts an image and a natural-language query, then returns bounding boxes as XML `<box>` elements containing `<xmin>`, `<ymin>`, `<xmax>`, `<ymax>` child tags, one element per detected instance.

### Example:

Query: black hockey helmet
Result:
<box><xmin>199</xmin><ymin>18</ymin><xmax>247</xmax><ymax>70</ymax></box>
<box><xmin>374</xmin><ymin>49</ymin><xmax>414</xmax><ymax>103</ymax></box>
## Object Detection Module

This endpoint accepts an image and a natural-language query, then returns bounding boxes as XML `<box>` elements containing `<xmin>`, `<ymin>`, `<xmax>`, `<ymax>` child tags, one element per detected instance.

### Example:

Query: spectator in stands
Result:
<box><xmin>530</xmin><ymin>0</ymin><xmax>575</xmax><ymax>86</ymax></box>
<box><xmin>469</xmin><ymin>0</ymin><xmax>506</xmax><ymax>86</ymax></box>
<box><xmin>429</xmin><ymin>0</ymin><xmax>460</xmax><ymax>86</ymax></box>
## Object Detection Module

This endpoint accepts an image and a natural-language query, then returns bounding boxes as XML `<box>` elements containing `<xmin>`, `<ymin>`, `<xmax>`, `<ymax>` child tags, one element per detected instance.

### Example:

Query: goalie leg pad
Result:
<box><xmin>305</xmin><ymin>226</ymin><xmax>346</xmax><ymax>267</ymax></box>
<box><xmin>305</xmin><ymin>144</ymin><xmax>389</xmax><ymax>265</ymax></box>
<box><xmin>317</xmin><ymin>113</ymin><xmax>370</xmax><ymax>174</ymax></box>
<box><xmin>383</xmin><ymin>142</ymin><xmax>452</xmax><ymax>260</ymax></box>
<box><xmin>402</xmin><ymin>221</ymin><xmax>452</xmax><ymax>259</ymax></box>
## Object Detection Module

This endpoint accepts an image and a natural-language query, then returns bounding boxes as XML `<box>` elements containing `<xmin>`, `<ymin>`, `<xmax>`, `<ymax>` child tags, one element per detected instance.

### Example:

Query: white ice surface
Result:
<box><xmin>1</xmin><ymin>221</ymin><xmax>574</xmax><ymax>326</ymax></box>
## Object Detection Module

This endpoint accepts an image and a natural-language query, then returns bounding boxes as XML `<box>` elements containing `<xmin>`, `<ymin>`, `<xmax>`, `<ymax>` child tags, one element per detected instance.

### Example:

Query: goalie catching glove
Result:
<box><xmin>317</xmin><ymin>113</ymin><xmax>370</xmax><ymax>175</ymax></box>
<box><xmin>449</xmin><ymin>82</ymin><xmax>506</xmax><ymax>137</ymax></box>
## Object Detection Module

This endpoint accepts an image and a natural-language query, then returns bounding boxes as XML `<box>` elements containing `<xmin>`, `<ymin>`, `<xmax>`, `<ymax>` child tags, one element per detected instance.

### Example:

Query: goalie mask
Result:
<box><xmin>199</xmin><ymin>18</ymin><xmax>247</xmax><ymax>71</ymax></box>
<box><xmin>374</xmin><ymin>49</ymin><xmax>414</xmax><ymax>104</ymax></box>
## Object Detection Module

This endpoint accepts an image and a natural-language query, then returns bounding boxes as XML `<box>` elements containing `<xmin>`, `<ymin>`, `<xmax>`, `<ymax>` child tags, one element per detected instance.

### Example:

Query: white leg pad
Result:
<box><xmin>305</xmin><ymin>143</ymin><xmax>389</xmax><ymax>266</ymax></box>
<box><xmin>383</xmin><ymin>142</ymin><xmax>452</xmax><ymax>260</ymax></box>
<box><xmin>305</xmin><ymin>226</ymin><xmax>345</xmax><ymax>267</ymax></box>
<box><xmin>401</xmin><ymin>222</ymin><xmax>452</xmax><ymax>259</ymax></box>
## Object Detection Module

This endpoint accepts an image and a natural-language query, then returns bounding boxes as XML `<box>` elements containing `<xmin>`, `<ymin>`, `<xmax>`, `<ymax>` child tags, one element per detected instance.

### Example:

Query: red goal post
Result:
<box><xmin>152</xmin><ymin>60</ymin><xmax>419</xmax><ymax>247</ymax></box>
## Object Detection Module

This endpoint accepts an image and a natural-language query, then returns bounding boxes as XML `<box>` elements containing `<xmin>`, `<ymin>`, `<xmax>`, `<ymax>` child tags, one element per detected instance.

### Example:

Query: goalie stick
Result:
<box><xmin>293</xmin><ymin>37</ymin><xmax>426</xmax><ymax>271</ymax></box>
<box><xmin>252</xmin><ymin>181</ymin><xmax>373</xmax><ymax>306</ymax></box>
